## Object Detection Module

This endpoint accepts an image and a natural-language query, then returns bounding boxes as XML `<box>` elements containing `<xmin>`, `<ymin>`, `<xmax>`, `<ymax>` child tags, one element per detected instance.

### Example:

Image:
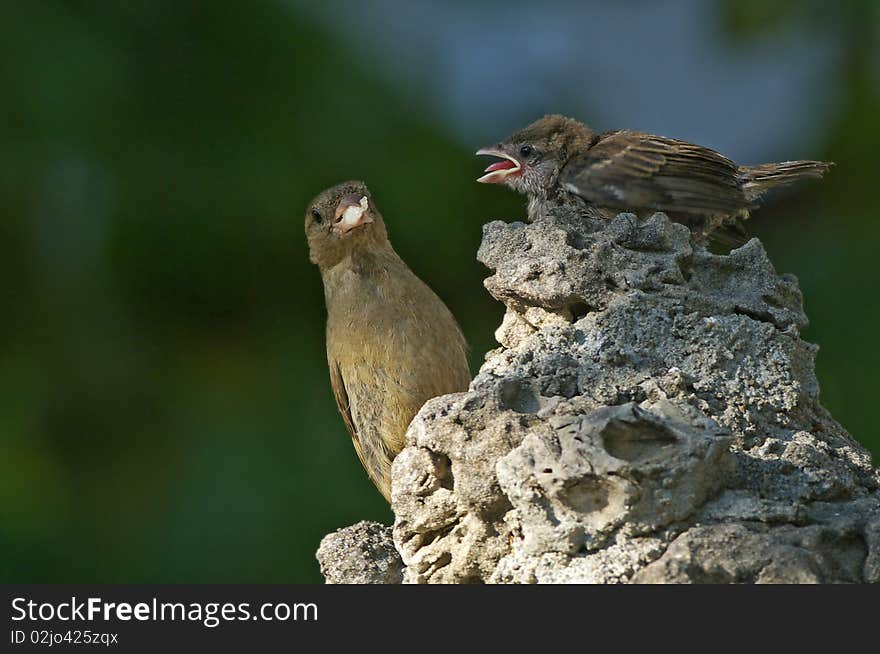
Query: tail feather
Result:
<box><xmin>739</xmin><ymin>160</ymin><xmax>833</xmax><ymax>201</ymax></box>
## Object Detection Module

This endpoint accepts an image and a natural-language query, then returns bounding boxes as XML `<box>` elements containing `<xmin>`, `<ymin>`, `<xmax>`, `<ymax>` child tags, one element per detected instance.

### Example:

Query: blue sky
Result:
<box><xmin>292</xmin><ymin>0</ymin><xmax>839</xmax><ymax>162</ymax></box>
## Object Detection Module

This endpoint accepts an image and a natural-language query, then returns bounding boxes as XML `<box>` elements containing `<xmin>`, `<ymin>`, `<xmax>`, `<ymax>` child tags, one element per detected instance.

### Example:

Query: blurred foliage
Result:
<box><xmin>0</xmin><ymin>0</ymin><xmax>877</xmax><ymax>583</ymax></box>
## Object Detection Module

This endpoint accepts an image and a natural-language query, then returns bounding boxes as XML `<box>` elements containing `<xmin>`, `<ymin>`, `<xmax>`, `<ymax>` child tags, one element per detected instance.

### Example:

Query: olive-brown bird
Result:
<box><xmin>305</xmin><ymin>181</ymin><xmax>470</xmax><ymax>501</ymax></box>
<box><xmin>477</xmin><ymin>114</ymin><xmax>832</xmax><ymax>240</ymax></box>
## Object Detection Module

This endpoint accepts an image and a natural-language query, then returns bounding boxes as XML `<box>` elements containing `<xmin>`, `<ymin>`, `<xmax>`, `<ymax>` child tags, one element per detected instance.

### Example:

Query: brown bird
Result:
<box><xmin>477</xmin><ymin>114</ymin><xmax>832</xmax><ymax>241</ymax></box>
<box><xmin>305</xmin><ymin>181</ymin><xmax>471</xmax><ymax>501</ymax></box>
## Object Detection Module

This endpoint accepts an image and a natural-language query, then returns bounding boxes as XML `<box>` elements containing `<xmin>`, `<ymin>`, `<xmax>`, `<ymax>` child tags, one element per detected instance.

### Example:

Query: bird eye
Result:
<box><xmin>519</xmin><ymin>145</ymin><xmax>534</xmax><ymax>157</ymax></box>
<box><xmin>311</xmin><ymin>208</ymin><xmax>323</xmax><ymax>223</ymax></box>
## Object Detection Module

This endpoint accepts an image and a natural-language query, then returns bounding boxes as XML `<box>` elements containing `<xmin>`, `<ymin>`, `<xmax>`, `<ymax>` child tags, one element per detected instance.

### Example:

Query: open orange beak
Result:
<box><xmin>476</xmin><ymin>147</ymin><xmax>522</xmax><ymax>184</ymax></box>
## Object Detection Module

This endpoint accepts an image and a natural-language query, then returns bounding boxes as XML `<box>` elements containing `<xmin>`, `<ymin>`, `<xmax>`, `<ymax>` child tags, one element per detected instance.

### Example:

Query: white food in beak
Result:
<box><xmin>338</xmin><ymin>196</ymin><xmax>372</xmax><ymax>232</ymax></box>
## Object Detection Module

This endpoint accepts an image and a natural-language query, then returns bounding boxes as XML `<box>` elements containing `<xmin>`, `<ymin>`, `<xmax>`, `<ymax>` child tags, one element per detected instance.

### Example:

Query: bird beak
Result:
<box><xmin>333</xmin><ymin>195</ymin><xmax>373</xmax><ymax>233</ymax></box>
<box><xmin>475</xmin><ymin>146</ymin><xmax>522</xmax><ymax>184</ymax></box>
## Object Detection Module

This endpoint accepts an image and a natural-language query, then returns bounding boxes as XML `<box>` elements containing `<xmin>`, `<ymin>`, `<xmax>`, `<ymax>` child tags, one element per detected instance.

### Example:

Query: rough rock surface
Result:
<box><xmin>316</xmin><ymin>521</ymin><xmax>403</xmax><ymax>584</ymax></box>
<box><xmin>318</xmin><ymin>207</ymin><xmax>880</xmax><ymax>583</ymax></box>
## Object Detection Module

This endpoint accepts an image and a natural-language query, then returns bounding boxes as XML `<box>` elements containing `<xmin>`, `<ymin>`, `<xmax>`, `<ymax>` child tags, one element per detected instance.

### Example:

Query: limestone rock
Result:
<box><xmin>319</xmin><ymin>208</ymin><xmax>880</xmax><ymax>584</ymax></box>
<box><xmin>316</xmin><ymin>521</ymin><xmax>403</xmax><ymax>584</ymax></box>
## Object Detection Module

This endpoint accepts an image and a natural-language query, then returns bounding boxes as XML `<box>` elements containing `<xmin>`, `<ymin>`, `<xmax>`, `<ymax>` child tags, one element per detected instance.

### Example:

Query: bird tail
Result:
<box><xmin>738</xmin><ymin>160</ymin><xmax>833</xmax><ymax>201</ymax></box>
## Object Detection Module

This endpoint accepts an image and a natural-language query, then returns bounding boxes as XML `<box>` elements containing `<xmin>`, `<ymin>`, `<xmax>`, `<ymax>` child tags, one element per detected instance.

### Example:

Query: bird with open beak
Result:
<box><xmin>305</xmin><ymin>181</ymin><xmax>471</xmax><ymax>502</ymax></box>
<box><xmin>477</xmin><ymin>114</ymin><xmax>832</xmax><ymax>241</ymax></box>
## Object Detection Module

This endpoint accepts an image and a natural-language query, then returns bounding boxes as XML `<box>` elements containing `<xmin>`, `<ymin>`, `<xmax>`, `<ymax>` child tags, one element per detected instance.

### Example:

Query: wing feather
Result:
<box><xmin>561</xmin><ymin>131</ymin><xmax>749</xmax><ymax>215</ymax></box>
<box><xmin>328</xmin><ymin>359</ymin><xmax>370</xmax><ymax>476</ymax></box>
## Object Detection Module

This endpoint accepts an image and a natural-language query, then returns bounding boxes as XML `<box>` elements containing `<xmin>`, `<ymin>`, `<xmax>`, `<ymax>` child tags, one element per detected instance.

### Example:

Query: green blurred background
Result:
<box><xmin>1</xmin><ymin>0</ymin><xmax>877</xmax><ymax>583</ymax></box>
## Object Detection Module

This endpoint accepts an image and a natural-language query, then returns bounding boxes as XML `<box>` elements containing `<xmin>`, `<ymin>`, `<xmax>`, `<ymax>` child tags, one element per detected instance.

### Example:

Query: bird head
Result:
<box><xmin>305</xmin><ymin>180</ymin><xmax>389</xmax><ymax>269</ymax></box>
<box><xmin>476</xmin><ymin>114</ymin><xmax>594</xmax><ymax>198</ymax></box>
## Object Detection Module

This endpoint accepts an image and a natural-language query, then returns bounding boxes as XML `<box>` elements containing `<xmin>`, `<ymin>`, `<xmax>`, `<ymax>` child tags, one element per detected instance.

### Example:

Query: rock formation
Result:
<box><xmin>316</xmin><ymin>207</ymin><xmax>880</xmax><ymax>584</ymax></box>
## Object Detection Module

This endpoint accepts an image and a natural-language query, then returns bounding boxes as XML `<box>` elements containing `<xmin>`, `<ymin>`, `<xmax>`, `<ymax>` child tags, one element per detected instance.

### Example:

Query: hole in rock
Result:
<box><xmin>602</xmin><ymin>419</ymin><xmax>678</xmax><ymax>463</ymax></box>
<box><xmin>498</xmin><ymin>378</ymin><xmax>540</xmax><ymax>414</ymax></box>
<box><xmin>567</xmin><ymin>301</ymin><xmax>591</xmax><ymax>322</ymax></box>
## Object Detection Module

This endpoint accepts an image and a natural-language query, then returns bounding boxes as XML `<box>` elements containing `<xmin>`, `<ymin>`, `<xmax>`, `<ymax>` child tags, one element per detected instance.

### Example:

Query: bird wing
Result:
<box><xmin>560</xmin><ymin>131</ymin><xmax>749</xmax><ymax>215</ymax></box>
<box><xmin>328</xmin><ymin>358</ymin><xmax>370</xmax><ymax>475</ymax></box>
